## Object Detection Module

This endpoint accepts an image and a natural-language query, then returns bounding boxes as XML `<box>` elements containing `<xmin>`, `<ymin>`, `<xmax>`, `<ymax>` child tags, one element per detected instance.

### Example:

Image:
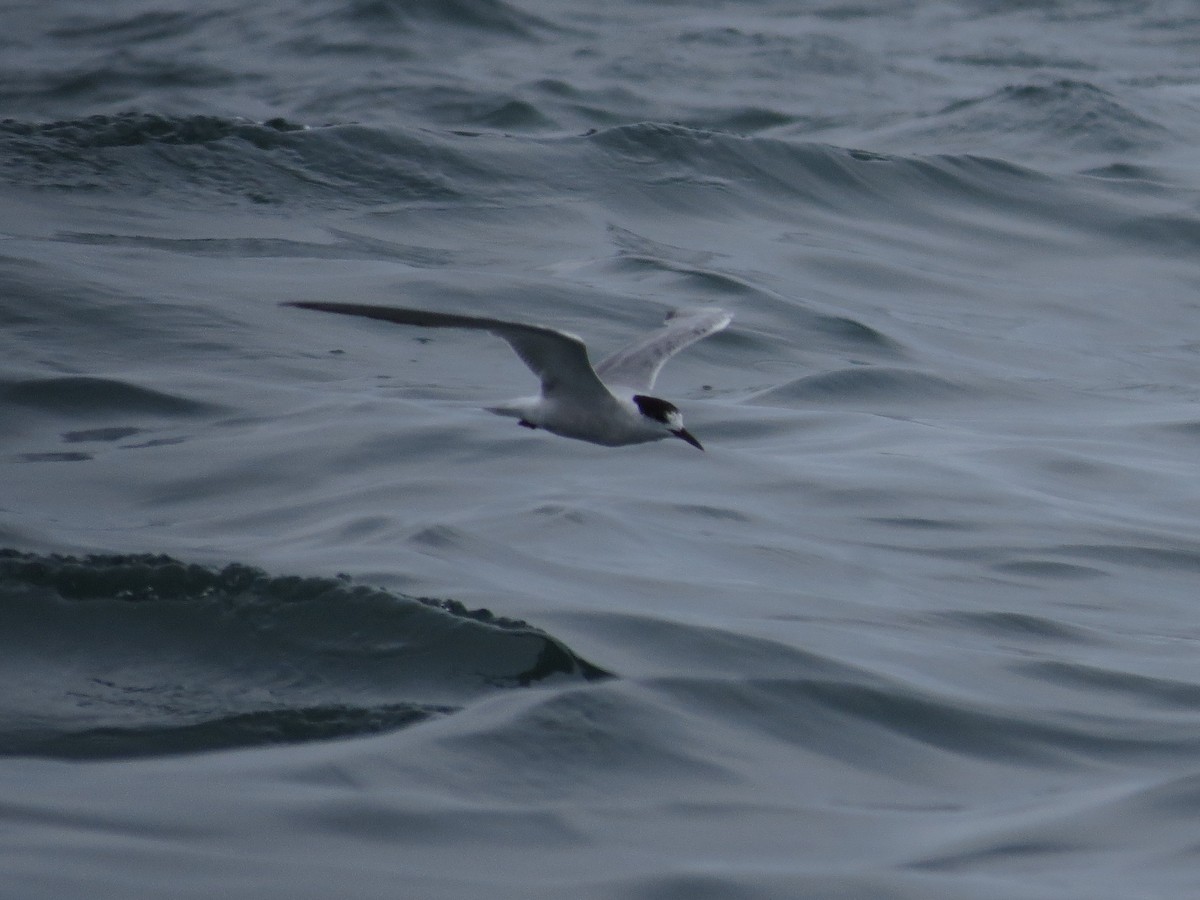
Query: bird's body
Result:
<box><xmin>488</xmin><ymin>391</ymin><xmax>670</xmax><ymax>447</ymax></box>
<box><xmin>284</xmin><ymin>301</ymin><xmax>732</xmax><ymax>449</ymax></box>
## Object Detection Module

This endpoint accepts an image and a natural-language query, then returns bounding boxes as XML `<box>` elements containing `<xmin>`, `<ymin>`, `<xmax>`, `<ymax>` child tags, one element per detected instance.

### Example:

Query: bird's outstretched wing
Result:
<box><xmin>284</xmin><ymin>302</ymin><xmax>614</xmax><ymax>403</ymax></box>
<box><xmin>595</xmin><ymin>307</ymin><xmax>732</xmax><ymax>392</ymax></box>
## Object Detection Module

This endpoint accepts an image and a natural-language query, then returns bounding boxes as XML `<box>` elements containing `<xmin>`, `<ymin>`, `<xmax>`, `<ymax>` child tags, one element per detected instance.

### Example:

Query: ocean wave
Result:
<box><xmin>1019</xmin><ymin>661</ymin><xmax>1200</xmax><ymax>709</ymax></box>
<box><xmin>581</xmin><ymin>122</ymin><xmax>1103</xmax><ymax>228</ymax></box>
<box><xmin>0</xmin><ymin>112</ymin><xmax>305</xmax><ymax>148</ymax></box>
<box><xmin>865</xmin><ymin>79</ymin><xmax>1172</xmax><ymax>165</ymax></box>
<box><xmin>1</xmin><ymin>375</ymin><xmax>220</xmax><ymax>417</ymax></box>
<box><xmin>0</xmin><ymin>549</ymin><xmax>608</xmax><ymax>758</ymax></box>
<box><xmin>661</xmin><ymin>672</ymin><xmax>1200</xmax><ymax>773</ymax></box>
<box><xmin>0</xmin><ymin>113</ymin><xmax>1063</xmax><ymax>211</ymax></box>
<box><xmin>944</xmin><ymin>80</ymin><xmax>1169</xmax><ymax>150</ymax></box>
<box><xmin>751</xmin><ymin>367</ymin><xmax>978</xmax><ymax>406</ymax></box>
<box><xmin>1</xmin><ymin>111</ymin><xmax>1152</xmax><ymax>253</ymax></box>
<box><xmin>0</xmin><ymin>113</ymin><xmax>475</xmax><ymax>205</ymax></box>
<box><xmin>322</xmin><ymin>0</ymin><xmax>557</xmax><ymax>39</ymax></box>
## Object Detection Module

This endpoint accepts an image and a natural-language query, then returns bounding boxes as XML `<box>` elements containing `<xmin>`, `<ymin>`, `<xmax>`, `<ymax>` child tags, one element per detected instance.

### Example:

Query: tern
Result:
<box><xmin>284</xmin><ymin>301</ymin><xmax>732</xmax><ymax>449</ymax></box>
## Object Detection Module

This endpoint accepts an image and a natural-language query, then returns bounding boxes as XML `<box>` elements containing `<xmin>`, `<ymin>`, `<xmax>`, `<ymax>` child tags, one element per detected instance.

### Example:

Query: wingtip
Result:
<box><xmin>665</xmin><ymin>306</ymin><xmax>734</xmax><ymax>326</ymax></box>
<box><xmin>282</xmin><ymin>301</ymin><xmax>357</xmax><ymax>316</ymax></box>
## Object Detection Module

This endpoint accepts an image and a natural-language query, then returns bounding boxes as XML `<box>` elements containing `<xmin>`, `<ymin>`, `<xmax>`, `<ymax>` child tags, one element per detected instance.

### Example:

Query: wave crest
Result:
<box><xmin>0</xmin><ymin>549</ymin><xmax>609</xmax><ymax>758</ymax></box>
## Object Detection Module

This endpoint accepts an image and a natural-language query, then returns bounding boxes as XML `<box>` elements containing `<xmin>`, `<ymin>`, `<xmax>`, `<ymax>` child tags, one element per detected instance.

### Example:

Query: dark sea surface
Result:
<box><xmin>4</xmin><ymin>1</ymin><xmax>1200</xmax><ymax>897</ymax></box>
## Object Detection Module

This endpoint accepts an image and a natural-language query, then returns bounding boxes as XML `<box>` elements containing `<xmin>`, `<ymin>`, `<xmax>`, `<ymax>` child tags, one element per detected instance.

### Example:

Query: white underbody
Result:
<box><xmin>487</xmin><ymin>394</ymin><xmax>671</xmax><ymax>446</ymax></box>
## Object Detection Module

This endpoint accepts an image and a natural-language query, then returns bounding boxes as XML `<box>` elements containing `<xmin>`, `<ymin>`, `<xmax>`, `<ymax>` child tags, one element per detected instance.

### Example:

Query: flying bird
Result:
<box><xmin>284</xmin><ymin>302</ymin><xmax>732</xmax><ymax>450</ymax></box>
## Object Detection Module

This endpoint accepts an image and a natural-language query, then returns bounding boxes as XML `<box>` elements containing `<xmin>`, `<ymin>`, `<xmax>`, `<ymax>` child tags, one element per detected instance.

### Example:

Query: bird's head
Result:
<box><xmin>632</xmin><ymin>394</ymin><xmax>704</xmax><ymax>451</ymax></box>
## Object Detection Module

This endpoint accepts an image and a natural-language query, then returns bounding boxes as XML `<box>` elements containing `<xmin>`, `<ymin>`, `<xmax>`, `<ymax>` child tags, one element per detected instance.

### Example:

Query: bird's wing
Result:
<box><xmin>594</xmin><ymin>307</ymin><xmax>732</xmax><ymax>392</ymax></box>
<box><xmin>284</xmin><ymin>302</ymin><xmax>614</xmax><ymax>403</ymax></box>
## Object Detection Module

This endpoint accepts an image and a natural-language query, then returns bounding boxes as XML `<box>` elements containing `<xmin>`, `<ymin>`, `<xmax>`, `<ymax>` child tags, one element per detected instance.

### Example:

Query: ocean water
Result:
<box><xmin>4</xmin><ymin>1</ymin><xmax>1200</xmax><ymax>897</ymax></box>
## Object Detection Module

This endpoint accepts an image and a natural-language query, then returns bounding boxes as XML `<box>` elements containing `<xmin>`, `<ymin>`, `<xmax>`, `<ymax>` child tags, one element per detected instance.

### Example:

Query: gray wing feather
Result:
<box><xmin>595</xmin><ymin>307</ymin><xmax>732</xmax><ymax>392</ymax></box>
<box><xmin>284</xmin><ymin>302</ymin><xmax>613</xmax><ymax>402</ymax></box>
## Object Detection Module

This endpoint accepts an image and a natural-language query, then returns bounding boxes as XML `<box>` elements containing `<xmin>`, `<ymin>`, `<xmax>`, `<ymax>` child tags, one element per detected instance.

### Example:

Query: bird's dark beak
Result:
<box><xmin>672</xmin><ymin>428</ymin><xmax>704</xmax><ymax>451</ymax></box>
